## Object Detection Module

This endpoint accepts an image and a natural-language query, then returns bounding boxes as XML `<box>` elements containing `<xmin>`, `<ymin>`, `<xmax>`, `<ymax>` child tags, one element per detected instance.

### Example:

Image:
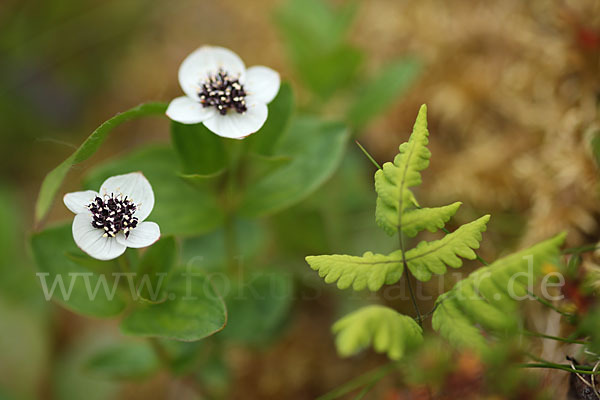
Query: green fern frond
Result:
<box><xmin>333</xmin><ymin>305</ymin><xmax>423</xmax><ymax>360</ymax></box>
<box><xmin>305</xmin><ymin>251</ymin><xmax>404</xmax><ymax>291</ymax></box>
<box><xmin>432</xmin><ymin>233</ymin><xmax>566</xmax><ymax>349</ymax></box>
<box><xmin>405</xmin><ymin>215</ymin><xmax>490</xmax><ymax>282</ymax></box>
<box><xmin>375</xmin><ymin>104</ymin><xmax>431</xmax><ymax>235</ymax></box>
<box><xmin>306</xmin><ymin>215</ymin><xmax>489</xmax><ymax>290</ymax></box>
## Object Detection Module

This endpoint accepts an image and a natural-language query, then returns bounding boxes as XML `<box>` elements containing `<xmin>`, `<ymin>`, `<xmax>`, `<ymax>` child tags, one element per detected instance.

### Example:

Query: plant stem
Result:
<box><xmin>149</xmin><ymin>337</ymin><xmax>171</xmax><ymax>367</ymax></box>
<box><xmin>316</xmin><ymin>362</ymin><xmax>399</xmax><ymax>400</ymax></box>
<box><xmin>224</xmin><ymin>213</ymin><xmax>238</xmax><ymax>275</ymax></box>
<box><xmin>563</xmin><ymin>244</ymin><xmax>600</xmax><ymax>255</ymax></box>
<box><xmin>526</xmin><ymin>290</ymin><xmax>574</xmax><ymax>318</ymax></box>
<box><xmin>519</xmin><ymin>363</ymin><xmax>599</xmax><ymax>375</ymax></box>
<box><xmin>399</xmin><ymin>233</ymin><xmax>423</xmax><ymax>328</ymax></box>
<box><xmin>522</xmin><ymin>330</ymin><xmax>588</xmax><ymax>344</ymax></box>
<box><xmin>354</xmin><ymin>140</ymin><xmax>382</xmax><ymax>169</ymax></box>
<box><xmin>117</xmin><ymin>254</ymin><xmax>131</xmax><ymax>273</ymax></box>
<box><xmin>223</xmin><ymin>139</ymin><xmax>245</xmax><ymax>276</ymax></box>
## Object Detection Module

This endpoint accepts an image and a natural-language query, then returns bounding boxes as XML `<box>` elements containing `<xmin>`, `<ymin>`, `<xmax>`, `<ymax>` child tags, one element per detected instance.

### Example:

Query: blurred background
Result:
<box><xmin>0</xmin><ymin>0</ymin><xmax>599</xmax><ymax>399</ymax></box>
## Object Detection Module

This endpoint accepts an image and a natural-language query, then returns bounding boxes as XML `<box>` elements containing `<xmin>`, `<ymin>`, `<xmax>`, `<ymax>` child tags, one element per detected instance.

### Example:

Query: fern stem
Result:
<box><xmin>405</xmin><ymin>270</ymin><xmax>422</xmax><ymax>327</ymax></box>
<box><xmin>354</xmin><ymin>140</ymin><xmax>382</xmax><ymax>170</ymax></box>
<box><xmin>563</xmin><ymin>244</ymin><xmax>600</xmax><ymax>254</ymax></box>
<box><xmin>526</xmin><ymin>290</ymin><xmax>574</xmax><ymax>318</ymax></box>
<box><xmin>353</xmin><ymin>381</ymin><xmax>377</xmax><ymax>400</ymax></box>
<box><xmin>316</xmin><ymin>362</ymin><xmax>398</xmax><ymax>400</ymax></box>
<box><xmin>519</xmin><ymin>363</ymin><xmax>600</xmax><ymax>375</ymax></box>
<box><xmin>399</xmin><ymin>233</ymin><xmax>423</xmax><ymax>328</ymax></box>
<box><xmin>522</xmin><ymin>330</ymin><xmax>587</xmax><ymax>344</ymax></box>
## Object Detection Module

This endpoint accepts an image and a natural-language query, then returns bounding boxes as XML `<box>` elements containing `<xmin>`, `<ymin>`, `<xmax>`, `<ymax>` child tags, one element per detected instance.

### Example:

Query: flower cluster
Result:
<box><xmin>65</xmin><ymin>46</ymin><xmax>279</xmax><ymax>260</ymax></box>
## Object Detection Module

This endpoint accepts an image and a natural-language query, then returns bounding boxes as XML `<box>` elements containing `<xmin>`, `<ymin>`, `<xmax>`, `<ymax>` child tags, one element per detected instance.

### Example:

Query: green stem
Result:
<box><xmin>526</xmin><ymin>290</ymin><xmax>574</xmax><ymax>318</ymax></box>
<box><xmin>354</xmin><ymin>140</ymin><xmax>382</xmax><ymax>169</ymax></box>
<box><xmin>316</xmin><ymin>362</ymin><xmax>398</xmax><ymax>400</ymax></box>
<box><xmin>522</xmin><ymin>330</ymin><xmax>588</xmax><ymax>344</ymax></box>
<box><xmin>519</xmin><ymin>363</ymin><xmax>599</xmax><ymax>375</ymax></box>
<box><xmin>353</xmin><ymin>381</ymin><xmax>376</xmax><ymax>400</ymax></box>
<box><xmin>563</xmin><ymin>244</ymin><xmax>600</xmax><ymax>255</ymax></box>
<box><xmin>117</xmin><ymin>254</ymin><xmax>131</xmax><ymax>274</ymax></box>
<box><xmin>149</xmin><ymin>337</ymin><xmax>171</xmax><ymax>367</ymax></box>
<box><xmin>399</xmin><ymin>233</ymin><xmax>423</xmax><ymax>328</ymax></box>
<box><xmin>223</xmin><ymin>139</ymin><xmax>245</xmax><ymax>276</ymax></box>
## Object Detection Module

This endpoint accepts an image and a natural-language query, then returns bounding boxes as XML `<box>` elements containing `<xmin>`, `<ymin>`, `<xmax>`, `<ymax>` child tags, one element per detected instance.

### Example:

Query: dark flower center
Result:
<box><xmin>87</xmin><ymin>194</ymin><xmax>138</xmax><ymax>238</ymax></box>
<box><xmin>198</xmin><ymin>69</ymin><xmax>247</xmax><ymax>115</ymax></box>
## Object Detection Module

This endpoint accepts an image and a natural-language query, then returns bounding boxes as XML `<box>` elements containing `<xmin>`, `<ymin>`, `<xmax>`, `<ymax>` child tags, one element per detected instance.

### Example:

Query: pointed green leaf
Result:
<box><xmin>221</xmin><ymin>271</ymin><xmax>293</xmax><ymax>345</ymax></box>
<box><xmin>35</xmin><ymin>102</ymin><xmax>167</xmax><ymax>223</ymax></box>
<box><xmin>83</xmin><ymin>146</ymin><xmax>224</xmax><ymax>236</ymax></box>
<box><xmin>135</xmin><ymin>236</ymin><xmax>177</xmax><ymax>303</ymax></box>
<box><xmin>247</xmin><ymin>82</ymin><xmax>294</xmax><ymax>156</ymax></box>
<box><xmin>405</xmin><ymin>215</ymin><xmax>490</xmax><ymax>282</ymax></box>
<box><xmin>170</xmin><ymin>121</ymin><xmax>226</xmax><ymax>175</ymax></box>
<box><xmin>333</xmin><ymin>305</ymin><xmax>423</xmax><ymax>360</ymax></box>
<box><xmin>30</xmin><ymin>224</ymin><xmax>127</xmax><ymax>318</ymax></box>
<box><xmin>306</xmin><ymin>250</ymin><xmax>404</xmax><ymax>291</ymax></box>
<box><xmin>432</xmin><ymin>233</ymin><xmax>566</xmax><ymax>349</ymax></box>
<box><xmin>347</xmin><ymin>58</ymin><xmax>422</xmax><ymax>129</ymax></box>
<box><xmin>84</xmin><ymin>341</ymin><xmax>160</xmax><ymax>380</ymax></box>
<box><xmin>240</xmin><ymin>117</ymin><xmax>349</xmax><ymax>217</ymax></box>
<box><xmin>375</xmin><ymin>104</ymin><xmax>431</xmax><ymax>235</ymax></box>
<box><xmin>120</xmin><ymin>268</ymin><xmax>227</xmax><ymax>341</ymax></box>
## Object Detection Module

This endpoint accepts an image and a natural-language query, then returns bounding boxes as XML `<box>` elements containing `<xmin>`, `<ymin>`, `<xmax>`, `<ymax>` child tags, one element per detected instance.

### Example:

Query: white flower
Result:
<box><xmin>63</xmin><ymin>172</ymin><xmax>160</xmax><ymax>261</ymax></box>
<box><xmin>166</xmin><ymin>46</ymin><xmax>281</xmax><ymax>139</ymax></box>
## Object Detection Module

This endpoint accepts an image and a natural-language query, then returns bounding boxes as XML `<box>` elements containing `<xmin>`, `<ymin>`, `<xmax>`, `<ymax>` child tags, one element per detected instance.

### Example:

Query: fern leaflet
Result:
<box><xmin>375</xmin><ymin>104</ymin><xmax>430</xmax><ymax>236</ymax></box>
<box><xmin>332</xmin><ymin>305</ymin><xmax>423</xmax><ymax>360</ymax></box>
<box><xmin>432</xmin><ymin>233</ymin><xmax>566</xmax><ymax>349</ymax></box>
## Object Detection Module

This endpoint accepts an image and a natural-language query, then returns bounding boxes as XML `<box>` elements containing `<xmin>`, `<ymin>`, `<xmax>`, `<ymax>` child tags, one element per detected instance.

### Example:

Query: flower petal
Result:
<box><xmin>202</xmin><ymin>102</ymin><xmax>268</xmax><ymax>139</ymax></box>
<box><xmin>116</xmin><ymin>221</ymin><xmax>160</xmax><ymax>249</ymax></box>
<box><xmin>166</xmin><ymin>96</ymin><xmax>217</xmax><ymax>124</ymax></box>
<box><xmin>178</xmin><ymin>46</ymin><xmax>246</xmax><ymax>99</ymax></box>
<box><xmin>72</xmin><ymin>213</ymin><xmax>126</xmax><ymax>260</ymax></box>
<box><xmin>63</xmin><ymin>190</ymin><xmax>99</xmax><ymax>214</ymax></box>
<box><xmin>99</xmin><ymin>172</ymin><xmax>155</xmax><ymax>221</ymax></box>
<box><xmin>244</xmin><ymin>66</ymin><xmax>280</xmax><ymax>104</ymax></box>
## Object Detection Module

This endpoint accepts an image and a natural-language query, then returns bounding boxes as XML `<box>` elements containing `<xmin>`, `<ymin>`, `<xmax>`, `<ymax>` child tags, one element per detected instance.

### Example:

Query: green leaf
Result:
<box><xmin>240</xmin><ymin>117</ymin><xmax>349</xmax><ymax>217</ymax></box>
<box><xmin>35</xmin><ymin>102</ymin><xmax>167</xmax><ymax>223</ymax></box>
<box><xmin>170</xmin><ymin>121</ymin><xmax>226</xmax><ymax>175</ymax></box>
<box><xmin>181</xmin><ymin>219</ymin><xmax>267</xmax><ymax>273</ymax></box>
<box><xmin>84</xmin><ymin>145</ymin><xmax>224</xmax><ymax>236</ymax></box>
<box><xmin>275</xmin><ymin>0</ymin><xmax>358</xmax><ymax>53</ymax></box>
<box><xmin>347</xmin><ymin>58</ymin><xmax>422</xmax><ymax>128</ymax></box>
<box><xmin>404</xmin><ymin>215</ymin><xmax>490</xmax><ymax>282</ymax></box>
<box><xmin>248</xmin><ymin>82</ymin><xmax>294</xmax><ymax>156</ymax></box>
<box><xmin>432</xmin><ymin>233</ymin><xmax>566</xmax><ymax>349</ymax></box>
<box><xmin>375</xmin><ymin>104</ymin><xmax>431</xmax><ymax>235</ymax></box>
<box><xmin>84</xmin><ymin>341</ymin><xmax>160</xmax><ymax>380</ymax></box>
<box><xmin>221</xmin><ymin>271</ymin><xmax>293</xmax><ymax>345</ymax></box>
<box><xmin>298</xmin><ymin>45</ymin><xmax>363</xmax><ymax>99</ymax></box>
<box><xmin>30</xmin><ymin>224</ymin><xmax>127</xmax><ymax>318</ymax></box>
<box><xmin>395</xmin><ymin>202</ymin><xmax>462</xmax><ymax>238</ymax></box>
<box><xmin>333</xmin><ymin>305</ymin><xmax>423</xmax><ymax>360</ymax></box>
<box><xmin>135</xmin><ymin>236</ymin><xmax>177</xmax><ymax>302</ymax></box>
<box><xmin>306</xmin><ymin>251</ymin><xmax>404</xmax><ymax>291</ymax></box>
<box><xmin>120</xmin><ymin>268</ymin><xmax>227</xmax><ymax>341</ymax></box>
<box><xmin>275</xmin><ymin>0</ymin><xmax>362</xmax><ymax>98</ymax></box>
